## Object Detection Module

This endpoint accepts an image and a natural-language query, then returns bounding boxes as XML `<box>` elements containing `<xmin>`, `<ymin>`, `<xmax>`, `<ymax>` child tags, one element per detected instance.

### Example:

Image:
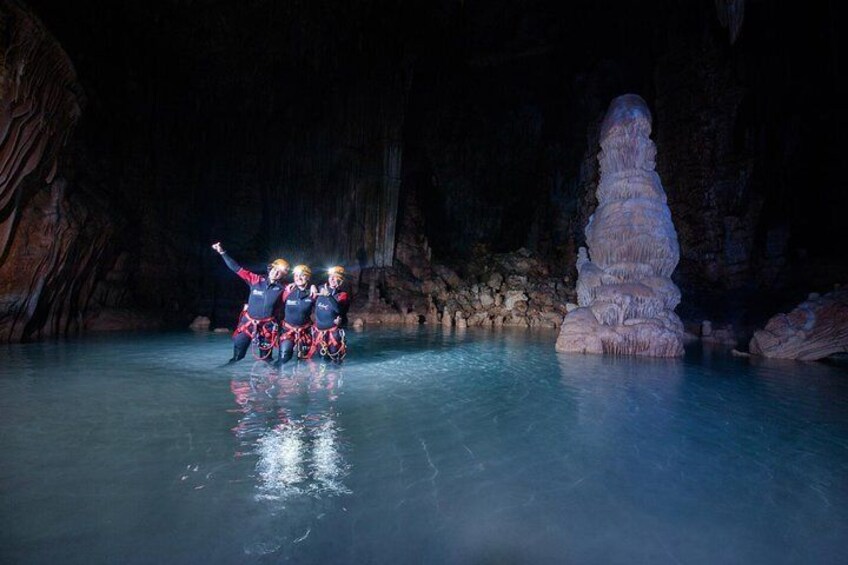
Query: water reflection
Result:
<box><xmin>230</xmin><ymin>361</ymin><xmax>350</xmax><ymax>500</ymax></box>
<box><xmin>556</xmin><ymin>352</ymin><xmax>685</xmax><ymax>429</ymax></box>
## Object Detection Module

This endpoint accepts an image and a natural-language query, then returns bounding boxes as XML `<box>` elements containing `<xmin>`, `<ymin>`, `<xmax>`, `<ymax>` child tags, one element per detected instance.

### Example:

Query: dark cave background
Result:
<box><xmin>1</xmin><ymin>0</ymin><xmax>845</xmax><ymax>341</ymax></box>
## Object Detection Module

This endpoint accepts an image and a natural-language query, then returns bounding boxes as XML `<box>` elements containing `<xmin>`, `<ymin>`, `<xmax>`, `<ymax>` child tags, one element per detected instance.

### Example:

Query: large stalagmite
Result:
<box><xmin>556</xmin><ymin>94</ymin><xmax>684</xmax><ymax>357</ymax></box>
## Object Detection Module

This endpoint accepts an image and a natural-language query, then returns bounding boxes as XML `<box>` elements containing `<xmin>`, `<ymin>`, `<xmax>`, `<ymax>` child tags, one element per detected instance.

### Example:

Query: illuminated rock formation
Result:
<box><xmin>749</xmin><ymin>288</ymin><xmax>848</xmax><ymax>360</ymax></box>
<box><xmin>557</xmin><ymin>94</ymin><xmax>684</xmax><ymax>357</ymax></box>
<box><xmin>0</xmin><ymin>2</ymin><xmax>99</xmax><ymax>341</ymax></box>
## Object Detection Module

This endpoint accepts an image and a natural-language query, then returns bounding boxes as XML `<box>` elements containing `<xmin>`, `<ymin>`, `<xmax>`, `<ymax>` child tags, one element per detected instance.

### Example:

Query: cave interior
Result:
<box><xmin>1</xmin><ymin>0</ymin><xmax>845</xmax><ymax>343</ymax></box>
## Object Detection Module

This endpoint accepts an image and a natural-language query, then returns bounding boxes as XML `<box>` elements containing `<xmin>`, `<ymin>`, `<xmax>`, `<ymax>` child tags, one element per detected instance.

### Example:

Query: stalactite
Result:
<box><xmin>715</xmin><ymin>0</ymin><xmax>745</xmax><ymax>44</ymax></box>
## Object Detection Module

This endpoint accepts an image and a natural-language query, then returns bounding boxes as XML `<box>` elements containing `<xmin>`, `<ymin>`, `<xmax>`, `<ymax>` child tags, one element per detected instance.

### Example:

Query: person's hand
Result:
<box><xmin>212</xmin><ymin>242</ymin><xmax>225</xmax><ymax>254</ymax></box>
<box><xmin>286</xmin><ymin>283</ymin><xmax>296</xmax><ymax>292</ymax></box>
<box><xmin>334</xmin><ymin>316</ymin><xmax>342</xmax><ymax>326</ymax></box>
<box><xmin>319</xmin><ymin>285</ymin><xmax>330</xmax><ymax>297</ymax></box>
<box><xmin>310</xmin><ymin>284</ymin><xmax>318</xmax><ymax>298</ymax></box>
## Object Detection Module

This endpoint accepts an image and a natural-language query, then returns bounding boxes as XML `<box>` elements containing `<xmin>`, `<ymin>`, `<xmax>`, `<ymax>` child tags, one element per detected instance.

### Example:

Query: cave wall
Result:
<box><xmin>653</xmin><ymin>0</ymin><xmax>847</xmax><ymax>325</ymax></box>
<box><xmin>402</xmin><ymin>3</ymin><xmax>657</xmax><ymax>266</ymax></box>
<box><xmin>0</xmin><ymin>0</ymin><xmax>109</xmax><ymax>341</ymax></box>
<box><xmin>21</xmin><ymin>0</ymin><xmax>420</xmax><ymax>328</ymax></box>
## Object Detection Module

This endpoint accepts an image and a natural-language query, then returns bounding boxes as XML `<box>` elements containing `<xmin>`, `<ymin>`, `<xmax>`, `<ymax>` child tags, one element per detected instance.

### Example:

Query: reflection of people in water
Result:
<box><xmin>230</xmin><ymin>362</ymin><xmax>348</xmax><ymax>499</ymax></box>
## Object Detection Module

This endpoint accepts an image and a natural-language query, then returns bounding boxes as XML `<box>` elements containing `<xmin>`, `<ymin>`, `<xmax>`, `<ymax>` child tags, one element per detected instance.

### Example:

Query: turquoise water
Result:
<box><xmin>1</xmin><ymin>327</ymin><xmax>846</xmax><ymax>564</ymax></box>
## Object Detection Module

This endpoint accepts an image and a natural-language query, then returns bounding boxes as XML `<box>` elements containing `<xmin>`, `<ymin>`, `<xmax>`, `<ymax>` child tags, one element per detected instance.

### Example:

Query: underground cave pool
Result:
<box><xmin>1</xmin><ymin>327</ymin><xmax>846</xmax><ymax>564</ymax></box>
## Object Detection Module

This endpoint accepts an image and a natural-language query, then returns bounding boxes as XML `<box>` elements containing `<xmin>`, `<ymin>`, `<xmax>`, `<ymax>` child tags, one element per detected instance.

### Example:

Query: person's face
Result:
<box><xmin>294</xmin><ymin>271</ymin><xmax>309</xmax><ymax>287</ymax></box>
<box><xmin>328</xmin><ymin>274</ymin><xmax>343</xmax><ymax>289</ymax></box>
<box><xmin>269</xmin><ymin>266</ymin><xmax>287</xmax><ymax>283</ymax></box>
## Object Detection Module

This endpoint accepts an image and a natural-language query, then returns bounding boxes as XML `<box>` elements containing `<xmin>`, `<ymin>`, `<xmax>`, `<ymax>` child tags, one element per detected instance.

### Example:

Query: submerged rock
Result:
<box><xmin>189</xmin><ymin>316</ymin><xmax>211</xmax><ymax>331</ymax></box>
<box><xmin>557</xmin><ymin>94</ymin><xmax>684</xmax><ymax>357</ymax></box>
<box><xmin>749</xmin><ymin>287</ymin><xmax>848</xmax><ymax>360</ymax></box>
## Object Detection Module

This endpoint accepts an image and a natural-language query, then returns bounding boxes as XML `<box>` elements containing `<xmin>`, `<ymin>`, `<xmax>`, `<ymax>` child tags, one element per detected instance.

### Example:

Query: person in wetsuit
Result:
<box><xmin>308</xmin><ymin>265</ymin><xmax>351</xmax><ymax>363</ymax></box>
<box><xmin>212</xmin><ymin>242</ymin><xmax>289</xmax><ymax>363</ymax></box>
<box><xmin>278</xmin><ymin>264</ymin><xmax>317</xmax><ymax>364</ymax></box>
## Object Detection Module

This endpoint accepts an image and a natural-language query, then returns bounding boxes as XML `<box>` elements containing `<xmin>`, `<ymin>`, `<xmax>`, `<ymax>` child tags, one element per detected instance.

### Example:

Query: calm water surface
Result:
<box><xmin>1</xmin><ymin>327</ymin><xmax>847</xmax><ymax>564</ymax></box>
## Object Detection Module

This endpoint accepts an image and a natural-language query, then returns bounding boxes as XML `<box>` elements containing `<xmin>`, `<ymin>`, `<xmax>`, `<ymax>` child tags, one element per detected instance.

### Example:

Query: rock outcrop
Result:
<box><xmin>556</xmin><ymin>94</ymin><xmax>684</xmax><ymax>356</ymax></box>
<box><xmin>749</xmin><ymin>288</ymin><xmax>848</xmax><ymax>360</ymax></box>
<box><xmin>347</xmin><ymin>248</ymin><xmax>571</xmax><ymax>329</ymax></box>
<box><xmin>437</xmin><ymin>248</ymin><xmax>570</xmax><ymax>328</ymax></box>
<box><xmin>0</xmin><ymin>2</ymin><xmax>128</xmax><ymax>341</ymax></box>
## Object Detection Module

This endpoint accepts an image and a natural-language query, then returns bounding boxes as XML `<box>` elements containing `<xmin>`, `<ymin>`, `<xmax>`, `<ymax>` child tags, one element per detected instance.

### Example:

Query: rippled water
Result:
<box><xmin>1</xmin><ymin>327</ymin><xmax>847</xmax><ymax>564</ymax></box>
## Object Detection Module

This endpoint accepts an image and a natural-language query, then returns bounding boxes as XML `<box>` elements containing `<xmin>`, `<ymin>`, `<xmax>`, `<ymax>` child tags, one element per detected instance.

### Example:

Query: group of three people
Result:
<box><xmin>212</xmin><ymin>242</ymin><xmax>350</xmax><ymax>365</ymax></box>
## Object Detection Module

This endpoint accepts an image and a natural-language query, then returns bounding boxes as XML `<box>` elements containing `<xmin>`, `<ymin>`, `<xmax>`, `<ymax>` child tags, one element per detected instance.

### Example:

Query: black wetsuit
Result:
<box><xmin>278</xmin><ymin>286</ymin><xmax>316</xmax><ymax>364</ymax></box>
<box><xmin>314</xmin><ymin>291</ymin><xmax>344</xmax><ymax>330</ymax></box>
<box><xmin>221</xmin><ymin>253</ymin><xmax>285</xmax><ymax>361</ymax></box>
<box><xmin>309</xmin><ymin>284</ymin><xmax>350</xmax><ymax>362</ymax></box>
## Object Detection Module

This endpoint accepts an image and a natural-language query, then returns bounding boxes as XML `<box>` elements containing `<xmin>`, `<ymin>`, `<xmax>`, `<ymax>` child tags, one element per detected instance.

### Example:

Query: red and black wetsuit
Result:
<box><xmin>308</xmin><ymin>284</ymin><xmax>350</xmax><ymax>362</ymax></box>
<box><xmin>221</xmin><ymin>253</ymin><xmax>285</xmax><ymax>361</ymax></box>
<box><xmin>278</xmin><ymin>286</ymin><xmax>316</xmax><ymax>364</ymax></box>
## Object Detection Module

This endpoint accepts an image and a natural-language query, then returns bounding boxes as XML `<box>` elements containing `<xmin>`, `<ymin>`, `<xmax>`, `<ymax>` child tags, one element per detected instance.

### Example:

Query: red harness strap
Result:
<box><xmin>233</xmin><ymin>311</ymin><xmax>275</xmax><ymax>338</ymax></box>
<box><xmin>233</xmin><ymin>311</ymin><xmax>279</xmax><ymax>360</ymax></box>
<box><xmin>307</xmin><ymin>325</ymin><xmax>346</xmax><ymax>361</ymax></box>
<box><xmin>281</xmin><ymin>321</ymin><xmax>313</xmax><ymax>359</ymax></box>
<box><xmin>280</xmin><ymin>322</ymin><xmax>312</xmax><ymax>346</ymax></box>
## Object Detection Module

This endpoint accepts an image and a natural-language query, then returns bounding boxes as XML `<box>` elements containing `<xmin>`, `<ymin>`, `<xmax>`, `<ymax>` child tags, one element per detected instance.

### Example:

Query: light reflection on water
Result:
<box><xmin>231</xmin><ymin>363</ymin><xmax>350</xmax><ymax>500</ymax></box>
<box><xmin>0</xmin><ymin>328</ymin><xmax>846</xmax><ymax>564</ymax></box>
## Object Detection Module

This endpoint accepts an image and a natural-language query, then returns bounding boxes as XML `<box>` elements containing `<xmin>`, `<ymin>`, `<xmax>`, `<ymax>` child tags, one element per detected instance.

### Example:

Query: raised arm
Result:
<box><xmin>212</xmin><ymin>242</ymin><xmax>261</xmax><ymax>285</ymax></box>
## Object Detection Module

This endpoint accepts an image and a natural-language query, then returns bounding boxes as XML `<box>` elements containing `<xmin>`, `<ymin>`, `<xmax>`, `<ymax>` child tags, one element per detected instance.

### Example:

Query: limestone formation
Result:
<box><xmin>749</xmin><ymin>288</ymin><xmax>848</xmax><ymax>360</ymax></box>
<box><xmin>557</xmin><ymin>94</ymin><xmax>684</xmax><ymax>357</ymax></box>
<box><xmin>1</xmin><ymin>3</ymin><xmax>82</xmax><ymax>260</ymax></box>
<box><xmin>0</xmin><ymin>3</ymin><xmax>111</xmax><ymax>341</ymax></box>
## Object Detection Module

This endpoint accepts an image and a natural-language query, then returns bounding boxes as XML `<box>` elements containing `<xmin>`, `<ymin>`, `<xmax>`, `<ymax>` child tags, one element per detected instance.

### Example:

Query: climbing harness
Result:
<box><xmin>234</xmin><ymin>311</ymin><xmax>279</xmax><ymax>360</ymax></box>
<box><xmin>281</xmin><ymin>321</ymin><xmax>313</xmax><ymax>359</ymax></box>
<box><xmin>308</xmin><ymin>326</ymin><xmax>347</xmax><ymax>363</ymax></box>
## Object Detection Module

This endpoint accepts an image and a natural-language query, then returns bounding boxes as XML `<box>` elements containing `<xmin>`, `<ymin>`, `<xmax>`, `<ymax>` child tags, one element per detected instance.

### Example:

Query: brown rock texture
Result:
<box><xmin>749</xmin><ymin>288</ymin><xmax>848</xmax><ymax>361</ymax></box>
<box><xmin>557</xmin><ymin>94</ymin><xmax>684</xmax><ymax>357</ymax></box>
<box><xmin>0</xmin><ymin>2</ymin><xmax>130</xmax><ymax>341</ymax></box>
<box><xmin>1</xmin><ymin>1</ymin><xmax>81</xmax><ymax>257</ymax></box>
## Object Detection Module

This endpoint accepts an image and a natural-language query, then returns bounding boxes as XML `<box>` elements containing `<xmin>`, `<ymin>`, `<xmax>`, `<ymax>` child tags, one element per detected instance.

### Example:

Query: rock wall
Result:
<box><xmin>0</xmin><ymin>2</ymin><xmax>148</xmax><ymax>341</ymax></box>
<box><xmin>1</xmin><ymin>1</ymin><xmax>81</xmax><ymax>259</ymax></box>
<box><xmin>0</xmin><ymin>1</ymin><xmax>102</xmax><ymax>341</ymax></box>
<box><xmin>556</xmin><ymin>94</ymin><xmax>684</xmax><ymax>357</ymax></box>
<box><xmin>654</xmin><ymin>27</ymin><xmax>756</xmax><ymax>297</ymax></box>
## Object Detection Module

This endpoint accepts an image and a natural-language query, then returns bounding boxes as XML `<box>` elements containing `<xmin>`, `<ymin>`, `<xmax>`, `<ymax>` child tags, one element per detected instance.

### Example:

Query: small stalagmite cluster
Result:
<box><xmin>556</xmin><ymin>94</ymin><xmax>684</xmax><ymax>357</ymax></box>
